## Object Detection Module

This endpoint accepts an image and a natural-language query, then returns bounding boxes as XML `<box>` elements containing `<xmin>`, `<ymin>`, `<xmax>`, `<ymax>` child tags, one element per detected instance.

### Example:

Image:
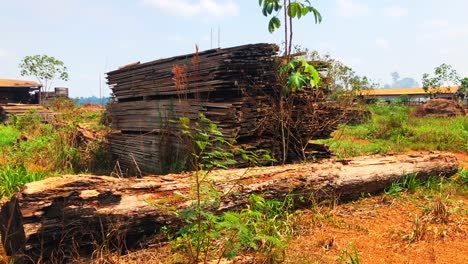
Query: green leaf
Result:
<box><xmin>309</xmin><ymin>66</ymin><xmax>321</xmax><ymax>87</ymax></box>
<box><xmin>274</xmin><ymin>1</ymin><xmax>281</xmax><ymax>11</ymax></box>
<box><xmin>262</xmin><ymin>5</ymin><xmax>268</xmax><ymax>16</ymax></box>
<box><xmin>280</xmin><ymin>60</ymin><xmax>296</xmax><ymax>74</ymax></box>
<box><xmin>288</xmin><ymin>71</ymin><xmax>306</xmax><ymax>91</ymax></box>
<box><xmin>287</xmin><ymin>3</ymin><xmax>296</xmax><ymax>17</ymax></box>
<box><xmin>268</xmin><ymin>17</ymin><xmax>281</xmax><ymax>33</ymax></box>
<box><xmin>309</xmin><ymin>6</ymin><xmax>322</xmax><ymax>24</ymax></box>
<box><xmin>267</xmin><ymin>2</ymin><xmax>274</xmax><ymax>14</ymax></box>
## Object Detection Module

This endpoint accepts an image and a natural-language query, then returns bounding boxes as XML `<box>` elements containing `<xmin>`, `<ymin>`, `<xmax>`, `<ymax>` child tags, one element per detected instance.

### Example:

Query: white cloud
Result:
<box><xmin>419</xmin><ymin>19</ymin><xmax>450</xmax><ymax>29</ymax></box>
<box><xmin>375</xmin><ymin>38</ymin><xmax>390</xmax><ymax>50</ymax></box>
<box><xmin>418</xmin><ymin>19</ymin><xmax>468</xmax><ymax>40</ymax></box>
<box><xmin>336</xmin><ymin>56</ymin><xmax>364</xmax><ymax>67</ymax></box>
<box><xmin>0</xmin><ymin>48</ymin><xmax>11</xmax><ymax>58</ymax></box>
<box><xmin>384</xmin><ymin>5</ymin><xmax>408</xmax><ymax>18</ymax></box>
<box><xmin>142</xmin><ymin>0</ymin><xmax>239</xmax><ymax>18</ymax></box>
<box><xmin>336</xmin><ymin>0</ymin><xmax>370</xmax><ymax>18</ymax></box>
<box><xmin>446</xmin><ymin>27</ymin><xmax>468</xmax><ymax>38</ymax></box>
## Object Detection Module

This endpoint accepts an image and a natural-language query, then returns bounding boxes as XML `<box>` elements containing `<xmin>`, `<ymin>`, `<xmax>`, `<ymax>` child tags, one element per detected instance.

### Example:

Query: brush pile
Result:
<box><xmin>415</xmin><ymin>99</ymin><xmax>466</xmax><ymax>117</ymax></box>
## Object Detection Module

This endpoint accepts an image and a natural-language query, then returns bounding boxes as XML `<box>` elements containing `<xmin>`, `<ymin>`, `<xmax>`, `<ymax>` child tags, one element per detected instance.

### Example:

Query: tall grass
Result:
<box><xmin>320</xmin><ymin>102</ymin><xmax>468</xmax><ymax>158</ymax></box>
<box><xmin>0</xmin><ymin>101</ymin><xmax>110</xmax><ymax>198</ymax></box>
<box><xmin>0</xmin><ymin>165</ymin><xmax>47</xmax><ymax>198</ymax></box>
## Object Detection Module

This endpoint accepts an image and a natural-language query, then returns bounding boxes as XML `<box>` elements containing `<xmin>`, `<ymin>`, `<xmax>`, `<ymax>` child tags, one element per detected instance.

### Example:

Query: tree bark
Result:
<box><xmin>0</xmin><ymin>152</ymin><xmax>459</xmax><ymax>263</ymax></box>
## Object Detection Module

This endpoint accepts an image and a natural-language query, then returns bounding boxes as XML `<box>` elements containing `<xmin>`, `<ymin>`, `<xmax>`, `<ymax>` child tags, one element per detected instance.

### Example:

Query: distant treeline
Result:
<box><xmin>73</xmin><ymin>96</ymin><xmax>112</xmax><ymax>105</ymax></box>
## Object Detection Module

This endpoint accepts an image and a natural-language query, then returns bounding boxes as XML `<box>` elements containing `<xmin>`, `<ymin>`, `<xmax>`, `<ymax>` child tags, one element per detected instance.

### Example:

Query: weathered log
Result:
<box><xmin>0</xmin><ymin>152</ymin><xmax>459</xmax><ymax>263</ymax></box>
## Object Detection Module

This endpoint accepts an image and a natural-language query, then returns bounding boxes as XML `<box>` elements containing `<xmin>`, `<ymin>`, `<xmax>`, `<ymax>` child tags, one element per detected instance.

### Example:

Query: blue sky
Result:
<box><xmin>0</xmin><ymin>0</ymin><xmax>467</xmax><ymax>97</ymax></box>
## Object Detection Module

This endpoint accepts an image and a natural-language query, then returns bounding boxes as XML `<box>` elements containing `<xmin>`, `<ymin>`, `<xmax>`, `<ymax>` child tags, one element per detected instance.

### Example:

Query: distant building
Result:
<box><xmin>41</xmin><ymin>87</ymin><xmax>69</xmax><ymax>104</ymax></box>
<box><xmin>0</xmin><ymin>79</ymin><xmax>41</xmax><ymax>104</ymax></box>
<box><xmin>360</xmin><ymin>86</ymin><xmax>459</xmax><ymax>104</ymax></box>
<box><xmin>0</xmin><ymin>79</ymin><xmax>70</xmax><ymax>105</ymax></box>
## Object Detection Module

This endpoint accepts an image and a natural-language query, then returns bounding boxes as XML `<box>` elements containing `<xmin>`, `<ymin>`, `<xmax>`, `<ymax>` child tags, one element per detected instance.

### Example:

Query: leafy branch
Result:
<box><xmin>258</xmin><ymin>0</ymin><xmax>322</xmax><ymax>56</ymax></box>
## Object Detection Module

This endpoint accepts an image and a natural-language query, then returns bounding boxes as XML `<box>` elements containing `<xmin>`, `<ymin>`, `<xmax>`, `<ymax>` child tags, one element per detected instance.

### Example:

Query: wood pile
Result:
<box><xmin>106</xmin><ymin>43</ymin><xmax>358</xmax><ymax>175</ymax></box>
<box><xmin>0</xmin><ymin>104</ymin><xmax>55</xmax><ymax>123</ymax></box>
<box><xmin>107</xmin><ymin>44</ymin><xmax>283</xmax><ymax>175</ymax></box>
<box><xmin>0</xmin><ymin>152</ymin><xmax>459</xmax><ymax>263</ymax></box>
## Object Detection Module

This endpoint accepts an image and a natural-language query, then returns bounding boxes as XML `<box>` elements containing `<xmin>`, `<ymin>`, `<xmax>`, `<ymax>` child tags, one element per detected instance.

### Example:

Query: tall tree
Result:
<box><xmin>19</xmin><ymin>55</ymin><xmax>69</xmax><ymax>94</ymax></box>
<box><xmin>458</xmin><ymin>77</ymin><xmax>468</xmax><ymax>102</ymax></box>
<box><xmin>422</xmin><ymin>63</ymin><xmax>460</xmax><ymax>98</ymax></box>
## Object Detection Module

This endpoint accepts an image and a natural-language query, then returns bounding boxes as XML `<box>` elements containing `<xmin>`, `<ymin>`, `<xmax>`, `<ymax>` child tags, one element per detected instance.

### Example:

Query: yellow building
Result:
<box><xmin>360</xmin><ymin>86</ymin><xmax>459</xmax><ymax>104</ymax></box>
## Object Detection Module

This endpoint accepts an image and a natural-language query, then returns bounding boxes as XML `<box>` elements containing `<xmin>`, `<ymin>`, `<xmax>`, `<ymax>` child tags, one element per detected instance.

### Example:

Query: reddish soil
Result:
<box><xmin>453</xmin><ymin>152</ymin><xmax>468</xmax><ymax>168</ymax></box>
<box><xmin>286</xmin><ymin>195</ymin><xmax>467</xmax><ymax>264</ymax></box>
<box><xmin>81</xmin><ymin>103</ymin><xmax>104</xmax><ymax>111</ymax></box>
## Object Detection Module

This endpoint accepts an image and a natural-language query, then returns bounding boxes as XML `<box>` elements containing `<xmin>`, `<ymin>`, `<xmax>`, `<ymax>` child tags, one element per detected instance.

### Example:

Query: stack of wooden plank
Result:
<box><xmin>107</xmin><ymin>44</ymin><xmax>278</xmax><ymax>100</ymax></box>
<box><xmin>0</xmin><ymin>104</ymin><xmax>55</xmax><ymax>123</ymax></box>
<box><xmin>107</xmin><ymin>44</ymin><xmax>282</xmax><ymax>175</ymax></box>
<box><xmin>106</xmin><ymin>44</ymin><xmax>353</xmax><ymax>175</ymax></box>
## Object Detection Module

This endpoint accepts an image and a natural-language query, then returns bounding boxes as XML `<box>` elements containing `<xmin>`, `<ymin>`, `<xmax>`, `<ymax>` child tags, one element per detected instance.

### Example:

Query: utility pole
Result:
<box><xmin>210</xmin><ymin>28</ymin><xmax>213</xmax><ymax>49</ymax></box>
<box><xmin>218</xmin><ymin>26</ymin><xmax>221</xmax><ymax>48</ymax></box>
<box><xmin>99</xmin><ymin>74</ymin><xmax>102</xmax><ymax>106</ymax></box>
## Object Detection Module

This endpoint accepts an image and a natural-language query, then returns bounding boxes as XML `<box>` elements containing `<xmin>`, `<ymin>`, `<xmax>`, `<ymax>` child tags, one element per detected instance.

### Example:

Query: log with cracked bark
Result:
<box><xmin>0</xmin><ymin>152</ymin><xmax>459</xmax><ymax>263</ymax></box>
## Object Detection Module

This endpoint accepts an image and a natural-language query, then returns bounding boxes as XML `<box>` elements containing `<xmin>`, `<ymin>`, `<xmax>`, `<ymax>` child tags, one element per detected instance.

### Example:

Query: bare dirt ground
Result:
<box><xmin>453</xmin><ymin>152</ymin><xmax>468</xmax><ymax>168</ymax></box>
<box><xmin>286</xmin><ymin>194</ymin><xmax>467</xmax><ymax>264</ymax></box>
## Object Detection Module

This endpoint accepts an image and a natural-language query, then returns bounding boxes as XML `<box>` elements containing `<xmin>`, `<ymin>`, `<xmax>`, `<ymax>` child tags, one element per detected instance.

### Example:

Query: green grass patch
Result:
<box><xmin>0</xmin><ymin>165</ymin><xmax>48</xmax><ymax>198</ymax></box>
<box><xmin>319</xmin><ymin>103</ymin><xmax>468</xmax><ymax>158</ymax></box>
<box><xmin>0</xmin><ymin>125</ymin><xmax>20</xmax><ymax>147</ymax></box>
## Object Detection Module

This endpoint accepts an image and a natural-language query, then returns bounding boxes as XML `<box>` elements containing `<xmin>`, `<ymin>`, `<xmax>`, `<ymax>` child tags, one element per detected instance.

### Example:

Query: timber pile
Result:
<box><xmin>106</xmin><ymin>43</ymin><xmax>357</xmax><ymax>175</ymax></box>
<box><xmin>0</xmin><ymin>152</ymin><xmax>459</xmax><ymax>263</ymax></box>
<box><xmin>0</xmin><ymin>104</ymin><xmax>54</xmax><ymax>123</ymax></box>
<box><xmin>107</xmin><ymin>44</ymin><xmax>278</xmax><ymax>99</ymax></box>
<box><xmin>107</xmin><ymin>44</ymin><xmax>283</xmax><ymax>175</ymax></box>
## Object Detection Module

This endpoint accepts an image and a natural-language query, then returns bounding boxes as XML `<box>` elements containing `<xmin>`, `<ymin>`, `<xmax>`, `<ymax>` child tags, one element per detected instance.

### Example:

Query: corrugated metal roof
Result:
<box><xmin>362</xmin><ymin>86</ymin><xmax>459</xmax><ymax>96</ymax></box>
<box><xmin>0</xmin><ymin>79</ymin><xmax>41</xmax><ymax>88</ymax></box>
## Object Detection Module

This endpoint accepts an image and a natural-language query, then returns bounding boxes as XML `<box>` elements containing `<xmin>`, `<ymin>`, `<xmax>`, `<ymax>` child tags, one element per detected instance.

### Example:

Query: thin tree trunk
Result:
<box><xmin>288</xmin><ymin>0</ymin><xmax>293</xmax><ymax>57</ymax></box>
<box><xmin>283</xmin><ymin>0</ymin><xmax>288</xmax><ymax>56</ymax></box>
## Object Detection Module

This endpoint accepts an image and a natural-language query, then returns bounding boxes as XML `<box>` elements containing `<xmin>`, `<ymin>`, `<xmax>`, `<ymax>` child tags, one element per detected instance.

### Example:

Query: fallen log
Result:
<box><xmin>0</xmin><ymin>152</ymin><xmax>459</xmax><ymax>263</ymax></box>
